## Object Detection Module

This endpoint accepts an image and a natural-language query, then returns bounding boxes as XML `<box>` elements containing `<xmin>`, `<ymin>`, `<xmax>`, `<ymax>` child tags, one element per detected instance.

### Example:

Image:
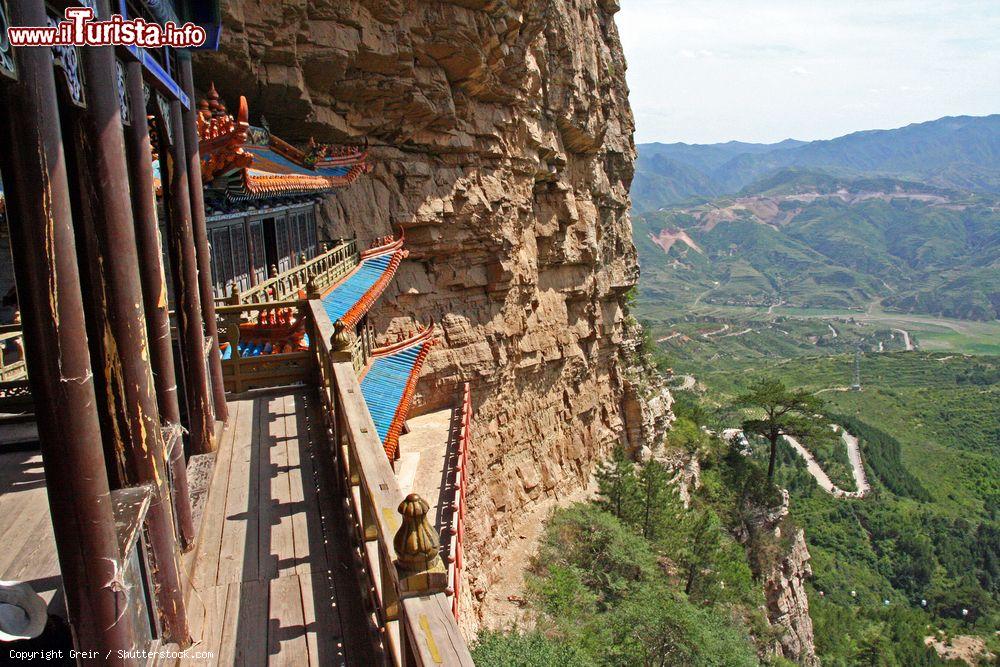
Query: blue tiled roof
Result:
<box><xmin>245</xmin><ymin>147</ymin><xmax>353</xmax><ymax>178</ymax></box>
<box><xmin>360</xmin><ymin>343</ymin><xmax>425</xmax><ymax>443</ymax></box>
<box><xmin>321</xmin><ymin>253</ymin><xmax>394</xmax><ymax>324</ymax></box>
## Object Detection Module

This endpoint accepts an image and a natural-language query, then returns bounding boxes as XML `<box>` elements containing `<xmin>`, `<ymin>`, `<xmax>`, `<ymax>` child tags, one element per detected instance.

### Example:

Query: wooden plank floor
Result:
<box><xmin>179</xmin><ymin>389</ymin><xmax>379</xmax><ymax>666</ymax></box>
<box><xmin>0</xmin><ymin>449</ymin><xmax>64</xmax><ymax>618</ymax></box>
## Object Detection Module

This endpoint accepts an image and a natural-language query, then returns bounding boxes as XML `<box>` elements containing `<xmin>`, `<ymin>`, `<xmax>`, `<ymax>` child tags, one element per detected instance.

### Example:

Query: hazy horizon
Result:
<box><xmin>618</xmin><ymin>0</ymin><xmax>1000</xmax><ymax>144</ymax></box>
<box><xmin>634</xmin><ymin>112</ymin><xmax>998</xmax><ymax>147</ymax></box>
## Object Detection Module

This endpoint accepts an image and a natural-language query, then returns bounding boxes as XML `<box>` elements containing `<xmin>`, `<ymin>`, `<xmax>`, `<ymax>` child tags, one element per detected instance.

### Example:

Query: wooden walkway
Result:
<box><xmin>0</xmin><ymin>448</ymin><xmax>63</xmax><ymax>617</ymax></box>
<box><xmin>178</xmin><ymin>388</ymin><xmax>379</xmax><ymax>666</ymax></box>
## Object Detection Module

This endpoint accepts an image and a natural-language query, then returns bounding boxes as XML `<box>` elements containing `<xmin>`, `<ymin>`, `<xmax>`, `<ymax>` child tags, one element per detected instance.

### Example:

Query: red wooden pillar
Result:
<box><xmin>178</xmin><ymin>55</ymin><xmax>228</xmax><ymax>422</ymax></box>
<box><xmin>74</xmin><ymin>20</ymin><xmax>189</xmax><ymax>643</ymax></box>
<box><xmin>123</xmin><ymin>60</ymin><xmax>196</xmax><ymax>549</ymax></box>
<box><xmin>161</xmin><ymin>96</ymin><xmax>216</xmax><ymax>455</ymax></box>
<box><xmin>0</xmin><ymin>0</ymin><xmax>136</xmax><ymax>656</ymax></box>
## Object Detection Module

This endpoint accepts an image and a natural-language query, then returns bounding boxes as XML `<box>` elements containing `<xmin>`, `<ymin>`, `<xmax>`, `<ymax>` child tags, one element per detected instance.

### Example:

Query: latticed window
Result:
<box><xmin>213</xmin><ymin>228</ymin><xmax>234</xmax><ymax>293</ymax></box>
<box><xmin>276</xmin><ymin>218</ymin><xmax>290</xmax><ymax>271</ymax></box>
<box><xmin>306</xmin><ymin>211</ymin><xmax>317</xmax><ymax>250</ymax></box>
<box><xmin>297</xmin><ymin>214</ymin><xmax>310</xmax><ymax>257</ymax></box>
<box><xmin>289</xmin><ymin>214</ymin><xmax>301</xmax><ymax>258</ymax></box>
<box><xmin>249</xmin><ymin>221</ymin><xmax>265</xmax><ymax>277</ymax></box>
<box><xmin>230</xmin><ymin>224</ymin><xmax>248</xmax><ymax>292</ymax></box>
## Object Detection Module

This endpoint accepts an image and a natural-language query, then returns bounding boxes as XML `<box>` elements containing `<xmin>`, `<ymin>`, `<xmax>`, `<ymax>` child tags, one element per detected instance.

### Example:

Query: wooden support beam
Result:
<box><xmin>178</xmin><ymin>55</ymin><xmax>228</xmax><ymax>422</ymax></box>
<box><xmin>0</xmin><ymin>0</ymin><xmax>136</xmax><ymax>656</ymax></box>
<box><xmin>123</xmin><ymin>60</ymin><xmax>196</xmax><ymax>550</ymax></box>
<box><xmin>74</xmin><ymin>26</ymin><xmax>189</xmax><ymax>644</ymax></box>
<box><xmin>161</xmin><ymin>96</ymin><xmax>216</xmax><ymax>455</ymax></box>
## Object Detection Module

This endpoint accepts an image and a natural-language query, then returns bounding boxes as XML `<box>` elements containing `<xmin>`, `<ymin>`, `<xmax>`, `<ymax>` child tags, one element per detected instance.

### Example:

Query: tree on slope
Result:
<box><xmin>737</xmin><ymin>377</ymin><xmax>825</xmax><ymax>480</ymax></box>
<box><xmin>596</xmin><ymin>447</ymin><xmax>640</xmax><ymax>524</ymax></box>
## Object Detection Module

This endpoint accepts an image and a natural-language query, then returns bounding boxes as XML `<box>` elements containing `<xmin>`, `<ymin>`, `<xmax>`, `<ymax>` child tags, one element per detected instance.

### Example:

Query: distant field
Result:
<box><xmin>639</xmin><ymin>299</ymin><xmax>1000</xmax><ymax>356</ymax></box>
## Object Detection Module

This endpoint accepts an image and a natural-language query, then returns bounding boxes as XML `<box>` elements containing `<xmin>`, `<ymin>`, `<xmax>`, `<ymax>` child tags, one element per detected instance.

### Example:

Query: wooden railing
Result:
<box><xmin>446</xmin><ymin>383</ymin><xmax>472</xmax><ymax>621</ymax></box>
<box><xmin>0</xmin><ymin>379</ymin><xmax>33</xmax><ymax>418</ymax></box>
<box><xmin>212</xmin><ymin>298</ymin><xmax>472</xmax><ymax>663</ymax></box>
<box><xmin>308</xmin><ymin>300</ymin><xmax>473</xmax><ymax>666</ymax></box>
<box><xmin>218</xmin><ymin>239</ymin><xmax>358</xmax><ymax>306</ymax></box>
<box><xmin>0</xmin><ymin>325</ymin><xmax>27</xmax><ymax>382</ymax></box>
<box><xmin>216</xmin><ymin>300</ymin><xmax>316</xmax><ymax>394</ymax></box>
<box><xmin>351</xmin><ymin>321</ymin><xmax>375</xmax><ymax>375</ymax></box>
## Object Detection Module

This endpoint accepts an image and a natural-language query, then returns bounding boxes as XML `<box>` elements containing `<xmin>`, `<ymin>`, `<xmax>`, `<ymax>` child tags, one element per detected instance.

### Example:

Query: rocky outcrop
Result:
<box><xmin>621</xmin><ymin>321</ymin><xmax>675</xmax><ymax>457</ymax></box>
<box><xmin>196</xmin><ymin>0</ymin><xmax>638</xmax><ymax>630</ymax></box>
<box><xmin>737</xmin><ymin>490</ymin><xmax>818</xmax><ymax>666</ymax></box>
<box><xmin>654</xmin><ymin>448</ymin><xmax>700</xmax><ymax>508</ymax></box>
<box><xmin>765</xmin><ymin>528</ymin><xmax>817</xmax><ymax>666</ymax></box>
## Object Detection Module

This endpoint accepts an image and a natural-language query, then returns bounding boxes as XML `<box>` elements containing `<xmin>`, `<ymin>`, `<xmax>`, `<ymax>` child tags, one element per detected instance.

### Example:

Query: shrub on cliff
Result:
<box><xmin>472</xmin><ymin>501</ymin><xmax>763</xmax><ymax>666</ymax></box>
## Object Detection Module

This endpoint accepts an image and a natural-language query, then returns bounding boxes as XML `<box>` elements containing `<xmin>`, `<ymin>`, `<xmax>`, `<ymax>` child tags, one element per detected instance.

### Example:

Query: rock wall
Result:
<box><xmin>765</xmin><ymin>528</ymin><xmax>818</xmax><ymax>666</ymax></box>
<box><xmin>737</xmin><ymin>490</ymin><xmax>818</xmax><ymax>665</ymax></box>
<box><xmin>621</xmin><ymin>320</ymin><xmax>675</xmax><ymax>457</ymax></box>
<box><xmin>195</xmin><ymin>0</ymin><xmax>639</xmax><ymax>626</ymax></box>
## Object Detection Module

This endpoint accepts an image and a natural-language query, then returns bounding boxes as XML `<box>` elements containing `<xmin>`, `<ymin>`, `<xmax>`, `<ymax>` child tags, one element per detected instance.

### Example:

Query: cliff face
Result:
<box><xmin>765</xmin><ymin>528</ymin><xmax>818</xmax><ymax>666</ymax></box>
<box><xmin>196</xmin><ymin>0</ymin><xmax>639</xmax><ymax>621</ymax></box>
<box><xmin>738</xmin><ymin>490</ymin><xmax>818</xmax><ymax>666</ymax></box>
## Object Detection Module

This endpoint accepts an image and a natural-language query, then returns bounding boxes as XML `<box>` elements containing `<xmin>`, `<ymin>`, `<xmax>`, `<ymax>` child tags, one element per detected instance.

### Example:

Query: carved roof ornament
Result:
<box><xmin>194</xmin><ymin>88</ymin><xmax>372</xmax><ymax>200</ymax></box>
<box><xmin>206</xmin><ymin>81</ymin><xmax>227</xmax><ymax>118</ymax></box>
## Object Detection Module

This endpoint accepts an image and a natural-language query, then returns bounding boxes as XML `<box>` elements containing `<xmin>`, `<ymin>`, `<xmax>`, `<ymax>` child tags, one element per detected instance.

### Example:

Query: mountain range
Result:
<box><xmin>633</xmin><ymin>167</ymin><xmax>1000</xmax><ymax>321</ymax></box>
<box><xmin>634</xmin><ymin>115</ymin><xmax>1000</xmax><ymax>211</ymax></box>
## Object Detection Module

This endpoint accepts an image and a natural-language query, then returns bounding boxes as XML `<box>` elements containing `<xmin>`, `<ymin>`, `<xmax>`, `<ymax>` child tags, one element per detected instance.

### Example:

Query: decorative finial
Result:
<box><xmin>392</xmin><ymin>493</ymin><xmax>449</xmax><ymax>596</ymax></box>
<box><xmin>237</xmin><ymin>96</ymin><xmax>249</xmax><ymax>125</ymax></box>
<box><xmin>306</xmin><ymin>277</ymin><xmax>321</xmax><ymax>300</ymax></box>
<box><xmin>393</xmin><ymin>494</ymin><xmax>440</xmax><ymax>572</ymax></box>
<box><xmin>333</xmin><ymin>321</ymin><xmax>354</xmax><ymax>352</ymax></box>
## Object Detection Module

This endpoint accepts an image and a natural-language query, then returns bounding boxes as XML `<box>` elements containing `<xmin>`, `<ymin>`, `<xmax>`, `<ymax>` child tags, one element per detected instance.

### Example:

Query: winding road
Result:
<box><xmin>672</xmin><ymin>374</ymin><xmax>697</xmax><ymax>390</ymax></box>
<box><xmin>783</xmin><ymin>429</ymin><xmax>870</xmax><ymax>498</ymax></box>
<box><xmin>840</xmin><ymin>429</ymin><xmax>871</xmax><ymax>497</ymax></box>
<box><xmin>893</xmin><ymin>328</ymin><xmax>914</xmax><ymax>351</ymax></box>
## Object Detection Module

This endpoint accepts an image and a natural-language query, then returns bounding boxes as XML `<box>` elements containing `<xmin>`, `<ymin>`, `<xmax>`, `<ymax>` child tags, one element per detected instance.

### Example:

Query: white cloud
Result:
<box><xmin>677</xmin><ymin>49</ymin><xmax>716</xmax><ymax>59</ymax></box>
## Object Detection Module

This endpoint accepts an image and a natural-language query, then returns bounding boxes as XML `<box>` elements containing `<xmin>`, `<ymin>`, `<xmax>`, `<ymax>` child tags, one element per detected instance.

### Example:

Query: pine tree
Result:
<box><xmin>596</xmin><ymin>447</ymin><xmax>640</xmax><ymax>525</ymax></box>
<box><xmin>637</xmin><ymin>459</ymin><xmax>671</xmax><ymax>541</ymax></box>
<box><xmin>737</xmin><ymin>376</ymin><xmax>826</xmax><ymax>480</ymax></box>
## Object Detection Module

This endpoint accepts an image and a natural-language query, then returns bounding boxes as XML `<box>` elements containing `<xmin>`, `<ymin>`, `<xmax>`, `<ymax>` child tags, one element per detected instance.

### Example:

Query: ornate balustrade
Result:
<box><xmin>0</xmin><ymin>324</ymin><xmax>27</xmax><ymax>382</ymax></box>
<box><xmin>218</xmin><ymin>239</ymin><xmax>358</xmax><ymax>306</ymax></box>
<box><xmin>0</xmin><ymin>379</ymin><xmax>33</xmax><ymax>418</ymax></box>
<box><xmin>308</xmin><ymin>300</ymin><xmax>473</xmax><ymax>666</ymax></box>
<box><xmin>216</xmin><ymin>299</ymin><xmax>316</xmax><ymax>394</ymax></box>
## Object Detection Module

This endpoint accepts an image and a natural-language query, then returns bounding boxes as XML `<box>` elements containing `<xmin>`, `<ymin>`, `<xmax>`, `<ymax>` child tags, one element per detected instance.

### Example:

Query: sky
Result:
<box><xmin>617</xmin><ymin>0</ymin><xmax>1000</xmax><ymax>144</ymax></box>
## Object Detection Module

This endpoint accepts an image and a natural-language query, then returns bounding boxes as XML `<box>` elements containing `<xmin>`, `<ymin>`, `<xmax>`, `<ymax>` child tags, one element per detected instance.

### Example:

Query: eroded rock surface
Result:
<box><xmin>765</xmin><ymin>528</ymin><xmax>818</xmax><ymax>666</ymax></box>
<box><xmin>737</xmin><ymin>490</ymin><xmax>818</xmax><ymax>665</ymax></box>
<box><xmin>196</xmin><ymin>0</ymin><xmax>638</xmax><ymax>631</ymax></box>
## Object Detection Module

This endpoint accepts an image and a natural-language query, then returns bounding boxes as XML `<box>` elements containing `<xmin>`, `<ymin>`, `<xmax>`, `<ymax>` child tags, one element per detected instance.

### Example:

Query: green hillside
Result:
<box><xmin>660</xmin><ymin>343</ymin><xmax>1000</xmax><ymax>665</ymax></box>
<box><xmin>634</xmin><ymin>170</ymin><xmax>1000</xmax><ymax>321</ymax></box>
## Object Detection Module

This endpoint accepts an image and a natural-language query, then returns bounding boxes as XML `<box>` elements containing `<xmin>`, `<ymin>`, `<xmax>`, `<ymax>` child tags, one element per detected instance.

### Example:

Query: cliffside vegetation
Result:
<box><xmin>472</xmin><ymin>403</ymin><xmax>803</xmax><ymax>666</ymax></box>
<box><xmin>662</xmin><ymin>354</ymin><xmax>1000</xmax><ymax>664</ymax></box>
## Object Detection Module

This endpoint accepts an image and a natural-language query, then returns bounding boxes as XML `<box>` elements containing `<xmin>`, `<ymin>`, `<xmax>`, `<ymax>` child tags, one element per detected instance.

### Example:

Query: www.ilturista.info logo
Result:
<box><xmin>7</xmin><ymin>7</ymin><xmax>206</xmax><ymax>48</ymax></box>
